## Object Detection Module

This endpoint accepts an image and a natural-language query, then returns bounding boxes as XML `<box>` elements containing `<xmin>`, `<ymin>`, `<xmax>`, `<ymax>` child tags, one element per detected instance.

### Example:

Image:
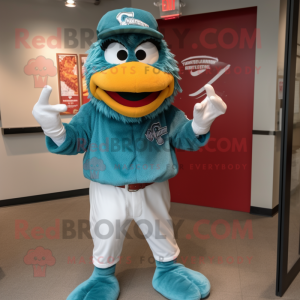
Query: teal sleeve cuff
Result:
<box><xmin>172</xmin><ymin>120</ymin><xmax>210</xmax><ymax>151</ymax></box>
<box><xmin>184</xmin><ymin>120</ymin><xmax>210</xmax><ymax>150</ymax></box>
<box><xmin>45</xmin><ymin>123</ymin><xmax>87</xmax><ymax>155</ymax></box>
<box><xmin>197</xmin><ymin>131</ymin><xmax>210</xmax><ymax>145</ymax></box>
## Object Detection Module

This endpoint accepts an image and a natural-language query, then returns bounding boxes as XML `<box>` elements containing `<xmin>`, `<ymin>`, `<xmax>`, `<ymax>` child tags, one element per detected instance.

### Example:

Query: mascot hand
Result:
<box><xmin>192</xmin><ymin>84</ymin><xmax>227</xmax><ymax>135</ymax></box>
<box><xmin>32</xmin><ymin>85</ymin><xmax>67</xmax><ymax>145</ymax></box>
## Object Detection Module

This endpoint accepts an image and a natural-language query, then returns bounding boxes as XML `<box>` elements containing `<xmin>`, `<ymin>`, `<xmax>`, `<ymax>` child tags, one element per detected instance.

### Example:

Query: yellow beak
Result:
<box><xmin>90</xmin><ymin>62</ymin><xmax>174</xmax><ymax>118</ymax></box>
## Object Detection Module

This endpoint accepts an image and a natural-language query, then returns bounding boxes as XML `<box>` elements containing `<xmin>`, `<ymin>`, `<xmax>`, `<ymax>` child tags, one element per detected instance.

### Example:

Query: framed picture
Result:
<box><xmin>79</xmin><ymin>54</ymin><xmax>89</xmax><ymax>105</ymax></box>
<box><xmin>56</xmin><ymin>53</ymin><xmax>80</xmax><ymax>115</ymax></box>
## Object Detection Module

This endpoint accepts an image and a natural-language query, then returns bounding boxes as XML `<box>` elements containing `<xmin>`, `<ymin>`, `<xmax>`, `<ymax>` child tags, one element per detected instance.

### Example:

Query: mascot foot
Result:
<box><xmin>152</xmin><ymin>260</ymin><xmax>210</xmax><ymax>300</ymax></box>
<box><xmin>67</xmin><ymin>265</ymin><xmax>120</xmax><ymax>300</ymax></box>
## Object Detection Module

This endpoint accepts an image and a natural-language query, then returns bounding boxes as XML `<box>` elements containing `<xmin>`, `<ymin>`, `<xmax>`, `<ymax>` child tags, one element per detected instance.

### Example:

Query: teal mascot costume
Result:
<box><xmin>33</xmin><ymin>8</ymin><xmax>227</xmax><ymax>300</ymax></box>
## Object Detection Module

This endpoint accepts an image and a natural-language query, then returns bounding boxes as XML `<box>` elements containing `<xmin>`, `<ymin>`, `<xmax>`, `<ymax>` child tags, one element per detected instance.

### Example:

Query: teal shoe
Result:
<box><xmin>67</xmin><ymin>265</ymin><xmax>120</xmax><ymax>300</ymax></box>
<box><xmin>152</xmin><ymin>260</ymin><xmax>210</xmax><ymax>300</ymax></box>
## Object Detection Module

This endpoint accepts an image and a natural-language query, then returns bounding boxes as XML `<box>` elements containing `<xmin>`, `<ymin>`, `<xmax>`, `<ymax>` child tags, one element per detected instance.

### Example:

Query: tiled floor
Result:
<box><xmin>0</xmin><ymin>196</ymin><xmax>299</xmax><ymax>300</ymax></box>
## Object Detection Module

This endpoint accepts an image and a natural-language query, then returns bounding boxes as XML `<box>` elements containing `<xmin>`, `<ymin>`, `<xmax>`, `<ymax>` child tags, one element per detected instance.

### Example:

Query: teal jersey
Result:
<box><xmin>46</xmin><ymin>102</ymin><xmax>210</xmax><ymax>186</ymax></box>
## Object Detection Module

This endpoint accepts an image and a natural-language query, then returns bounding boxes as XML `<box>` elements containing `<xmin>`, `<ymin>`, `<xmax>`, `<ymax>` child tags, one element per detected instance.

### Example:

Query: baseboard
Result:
<box><xmin>0</xmin><ymin>188</ymin><xmax>89</xmax><ymax>207</ymax></box>
<box><xmin>250</xmin><ymin>205</ymin><xmax>279</xmax><ymax>217</ymax></box>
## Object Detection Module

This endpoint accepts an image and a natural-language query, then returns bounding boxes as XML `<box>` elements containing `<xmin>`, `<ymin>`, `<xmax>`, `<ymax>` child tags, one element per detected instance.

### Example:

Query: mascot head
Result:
<box><xmin>85</xmin><ymin>8</ymin><xmax>181</xmax><ymax>123</ymax></box>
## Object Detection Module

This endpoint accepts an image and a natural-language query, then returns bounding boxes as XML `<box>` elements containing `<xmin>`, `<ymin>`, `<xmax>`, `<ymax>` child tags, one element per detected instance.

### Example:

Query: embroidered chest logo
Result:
<box><xmin>145</xmin><ymin>122</ymin><xmax>168</xmax><ymax>145</ymax></box>
<box><xmin>116</xmin><ymin>12</ymin><xmax>150</xmax><ymax>28</ymax></box>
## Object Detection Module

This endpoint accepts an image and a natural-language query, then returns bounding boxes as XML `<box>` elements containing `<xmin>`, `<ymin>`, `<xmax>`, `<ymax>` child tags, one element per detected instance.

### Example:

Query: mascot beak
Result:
<box><xmin>90</xmin><ymin>62</ymin><xmax>174</xmax><ymax>118</ymax></box>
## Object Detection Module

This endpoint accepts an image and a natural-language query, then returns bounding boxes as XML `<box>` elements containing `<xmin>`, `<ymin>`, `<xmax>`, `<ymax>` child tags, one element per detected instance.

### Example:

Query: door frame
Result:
<box><xmin>276</xmin><ymin>0</ymin><xmax>300</xmax><ymax>296</ymax></box>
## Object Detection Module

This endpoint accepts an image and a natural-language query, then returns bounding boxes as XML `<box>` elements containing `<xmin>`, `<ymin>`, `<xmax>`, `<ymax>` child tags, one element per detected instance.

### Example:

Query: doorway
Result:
<box><xmin>276</xmin><ymin>0</ymin><xmax>300</xmax><ymax>296</ymax></box>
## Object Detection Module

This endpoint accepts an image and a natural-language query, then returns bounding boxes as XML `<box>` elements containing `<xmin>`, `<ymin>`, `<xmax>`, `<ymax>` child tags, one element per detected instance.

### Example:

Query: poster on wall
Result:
<box><xmin>79</xmin><ymin>54</ymin><xmax>90</xmax><ymax>105</ymax></box>
<box><xmin>158</xmin><ymin>7</ymin><xmax>257</xmax><ymax>212</ymax></box>
<box><xmin>56</xmin><ymin>54</ymin><xmax>80</xmax><ymax>115</ymax></box>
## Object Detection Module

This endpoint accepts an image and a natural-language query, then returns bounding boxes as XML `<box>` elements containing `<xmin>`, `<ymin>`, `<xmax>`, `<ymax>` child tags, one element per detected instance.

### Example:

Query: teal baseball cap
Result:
<box><xmin>97</xmin><ymin>7</ymin><xmax>164</xmax><ymax>40</ymax></box>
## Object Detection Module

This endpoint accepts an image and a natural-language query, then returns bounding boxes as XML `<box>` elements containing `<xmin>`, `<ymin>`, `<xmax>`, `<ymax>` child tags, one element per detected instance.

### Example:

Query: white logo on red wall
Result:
<box><xmin>24</xmin><ymin>56</ymin><xmax>57</xmax><ymax>88</ymax></box>
<box><xmin>181</xmin><ymin>56</ymin><xmax>230</xmax><ymax>100</ymax></box>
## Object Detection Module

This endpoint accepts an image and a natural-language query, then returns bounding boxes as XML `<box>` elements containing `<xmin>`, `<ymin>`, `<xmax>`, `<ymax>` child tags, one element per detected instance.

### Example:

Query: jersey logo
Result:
<box><xmin>145</xmin><ymin>122</ymin><xmax>168</xmax><ymax>145</ymax></box>
<box><xmin>116</xmin><ymin>12</ymin><xmax>150</xmax><ymax>28</ymax></box>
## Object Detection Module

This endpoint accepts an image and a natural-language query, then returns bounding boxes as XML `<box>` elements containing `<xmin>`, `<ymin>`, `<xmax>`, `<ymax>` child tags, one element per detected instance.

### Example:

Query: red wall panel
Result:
<box><xmin>158</xmin><ymin>7</ymin><xmax>257</xmax><ymax>212</ymax></box>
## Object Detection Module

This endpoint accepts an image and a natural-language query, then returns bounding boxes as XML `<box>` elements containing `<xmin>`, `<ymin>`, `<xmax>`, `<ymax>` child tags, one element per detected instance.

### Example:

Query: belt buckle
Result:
<box><xmin>127</xmin><ymin>184</ymin><xmax>139</xmax><ymax>192</ymax></box>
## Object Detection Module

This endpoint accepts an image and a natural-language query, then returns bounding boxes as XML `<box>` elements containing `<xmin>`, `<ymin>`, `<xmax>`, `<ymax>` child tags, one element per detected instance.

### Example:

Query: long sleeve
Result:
<box><xmin>45</xmin><ymin>102</ymin><xmax>95</xmax><ymax>155</ymax></box>
<box><xmin>167</xmin><ymin>105</ymin><xmax>210</xmax><ymax>151</ymax></box>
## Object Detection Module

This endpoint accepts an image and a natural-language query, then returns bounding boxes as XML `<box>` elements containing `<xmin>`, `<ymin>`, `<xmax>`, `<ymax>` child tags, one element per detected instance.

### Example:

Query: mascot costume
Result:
<box><xmin>33</xmin><ymin>8</ymin><xmax>227</xmax><ymax>300</ymax></box>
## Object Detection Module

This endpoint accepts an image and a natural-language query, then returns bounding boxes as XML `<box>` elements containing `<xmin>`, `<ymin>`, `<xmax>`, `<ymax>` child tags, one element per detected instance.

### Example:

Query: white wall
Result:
<box><xmin>133</xmin><ymin>0</ymin><xmax>282</xmax><ymax>210</ymax></box>
<box><xmin>0</xmin><ymin>0</ymin><xmax>130</xmax><ymax>201</ymax></box>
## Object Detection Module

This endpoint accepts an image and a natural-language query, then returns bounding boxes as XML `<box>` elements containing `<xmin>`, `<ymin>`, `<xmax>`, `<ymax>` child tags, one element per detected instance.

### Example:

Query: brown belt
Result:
<box><xmin>117</xmin><ymin>183</ymin><xmax>153</xmax><ymax>192</ymax></box>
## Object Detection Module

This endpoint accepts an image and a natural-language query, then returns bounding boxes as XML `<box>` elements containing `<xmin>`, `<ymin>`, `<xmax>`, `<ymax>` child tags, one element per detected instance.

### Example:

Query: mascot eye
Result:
<box><xmin>135</xmin><ymin>42</ymin><xmax>159</xmax><ymax>65</ymax></box>
<box><xmin>104</xmin><ymin>42</ymin><xmax>128</xmax><ymax>64</ymax></box>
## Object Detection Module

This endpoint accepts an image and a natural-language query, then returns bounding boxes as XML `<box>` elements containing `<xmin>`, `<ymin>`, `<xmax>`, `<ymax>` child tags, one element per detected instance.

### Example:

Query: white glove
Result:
<box><xmin>32</xmin><ymin>85</ymin><xmax>67</xmax><ymax>146</ymax></box>
<box><xmin>192</xmin><ymin>84</ymin><xmax>227</xmax><ymax>135</ymax></box>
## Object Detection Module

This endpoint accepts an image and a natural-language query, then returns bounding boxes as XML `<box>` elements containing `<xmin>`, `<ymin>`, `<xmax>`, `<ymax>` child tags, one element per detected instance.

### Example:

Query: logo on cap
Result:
<box><xmin>116</xmin><ymin>12</ymin><xmax>149</xmax><ymax>28</ymax></box>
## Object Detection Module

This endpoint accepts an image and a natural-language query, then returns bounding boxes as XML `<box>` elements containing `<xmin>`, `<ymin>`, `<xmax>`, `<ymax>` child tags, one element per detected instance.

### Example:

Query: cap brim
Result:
<box><xmin>98</xmin><ymin>25</ymin><xmax>164</xmax><ymax>40</ymax></box>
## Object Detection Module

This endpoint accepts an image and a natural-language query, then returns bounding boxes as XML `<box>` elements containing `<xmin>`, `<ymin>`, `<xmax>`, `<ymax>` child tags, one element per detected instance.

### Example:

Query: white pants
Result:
<box><xmin>89</xmin><ymin>180</ymin><xmax>180</xmax><ymax>268</ymax></box>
